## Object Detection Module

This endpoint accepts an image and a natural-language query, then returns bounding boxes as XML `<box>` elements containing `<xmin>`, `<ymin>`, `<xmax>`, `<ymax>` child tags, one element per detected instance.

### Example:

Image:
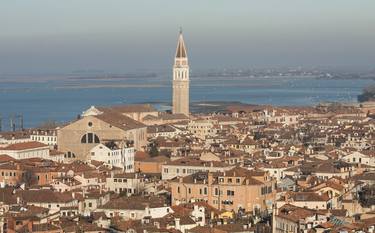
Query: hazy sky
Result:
<box><xmin>1</xmin><ymin>0</ymin><xmax>375</xmax><ymax>74</ymax></box>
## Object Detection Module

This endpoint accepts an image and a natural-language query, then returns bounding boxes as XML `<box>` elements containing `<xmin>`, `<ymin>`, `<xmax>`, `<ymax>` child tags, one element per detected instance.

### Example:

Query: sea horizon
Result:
<box><xmin>1</xmin><ymin>71</ymin><xmax>374</xmax><ymax>131</ymax></box>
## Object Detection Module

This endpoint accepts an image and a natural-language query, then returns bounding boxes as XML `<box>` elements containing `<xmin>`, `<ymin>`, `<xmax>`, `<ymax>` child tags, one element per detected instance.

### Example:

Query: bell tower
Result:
<box><xmin>172</xmin><ymin>30</ymin><xmax>189</xmax><ymax>116</ymax></box>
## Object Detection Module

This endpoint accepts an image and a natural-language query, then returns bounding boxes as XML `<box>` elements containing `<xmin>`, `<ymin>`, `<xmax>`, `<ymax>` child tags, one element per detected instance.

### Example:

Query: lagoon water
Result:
<box><xmin>0</xmin><ymin>74</ymin><xmax>373</xmax><ymax>130</ymax></box>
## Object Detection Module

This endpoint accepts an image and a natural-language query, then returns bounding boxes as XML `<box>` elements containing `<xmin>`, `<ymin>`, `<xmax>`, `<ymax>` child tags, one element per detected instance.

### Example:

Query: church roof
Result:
<box><xmin>94</xmin><ymin>108</ymin><xmax>146</xmax><ymax>131</ymax></box>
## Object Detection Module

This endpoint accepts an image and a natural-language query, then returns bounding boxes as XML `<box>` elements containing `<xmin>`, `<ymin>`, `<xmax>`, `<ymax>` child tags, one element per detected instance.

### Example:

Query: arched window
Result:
<box><xmin>66</xmin><ymin>151</ymin><xmax>76</xmax><ymax>158</ymax></box>
<box><xmin>94</xmin><ymin>134</ymin><xmax>100</xmax><ymax>143</ymax></box>
<box><xmin>81</xmin><ymin>134</ymin><xmax>87</xmax><ymax>143</ymax></box>
<box><xmin>81</xmin><ymin>133</ymin><xmax>100</xmax><ymax>144</ymax></box>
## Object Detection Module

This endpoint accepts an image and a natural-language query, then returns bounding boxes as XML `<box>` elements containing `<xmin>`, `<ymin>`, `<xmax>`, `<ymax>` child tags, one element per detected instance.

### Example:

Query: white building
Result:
<box><xmin>261</xmin><ymin>108</ymin><xmax>300</xmax><ymax>126</ymax></box>
<box><xmin>0</xmin><ymin>131</ymin><xmax>32</xmax><ymax>144</ymax></box>
<box><xmin>30</xmin><ymin>129</ymin><xmax>57</xmax><ymax>146</ymax></box>
<box><xmin>342</xmin><ymin>151</ymin><xmax>375</xmax><ymax>167</ymax></box>
<box><xmin>0</xmin><ymin>141</ymin><xmax>50</xmax><ymax>160</ymax></box>
<box><xmin>97</xmin><ymin>196</ymin><xmax>172</xmax><ymax>220</ymax></box>
<box><xmin>105</xmin><ymin>173</ymin><xmax>145</xmax><ymax>195</ymax></box>
<box><xmin>261</xmin><ymin>166</ymin><xmax>289</xmax><ymax>182</ymax></box>
<box><xmin>147</xmin><ymin>124</ymin><xmax>185</xmax><ymax>138</ymax></box>
<box><xmin>90</xmin><ymin>142</ymin><xmax>134</xmax><ymax>172</ymax></box>
<box><xmin>187</xmin><ymin>119</ymin><xmax>217</xmax><ymax>140</ymax></box>
<box><xmin>162</xmin><ymin>157</ymin><xmax>234</xmax><ymax>180</ymax></box>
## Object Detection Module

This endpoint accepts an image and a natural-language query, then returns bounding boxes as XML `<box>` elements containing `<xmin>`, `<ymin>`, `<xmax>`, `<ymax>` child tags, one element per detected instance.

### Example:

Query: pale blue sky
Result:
<box><xmin>1</xmin><ymin>0</ymin><xmax>375</xmax><ymax>74</ymax></box>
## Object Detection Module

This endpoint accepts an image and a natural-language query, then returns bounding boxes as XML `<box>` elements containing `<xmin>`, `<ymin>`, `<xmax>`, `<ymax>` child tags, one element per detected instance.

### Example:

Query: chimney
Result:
<box><xmin>208</xmin><ymin>173</ymin><xmax>213</xmax><ymax>185</ymax></box>
<box><xmin>285</xmin><ymin>193</ymin><xmax>290</xmax><ymax>203</ymax></box>
<box><xmin>175</xmin><ymin>218</ymin><xmax>180</xmax><ymax>229</ymax></box>
<box><xmin>145</xmin><ymin>206</ymin><xmax>150</xmax><ymax>216</ymax></box>
<box><xmin>72</xmin><ymin>192</ymin><xmax>75</xmax><ymax>199</ymax></box>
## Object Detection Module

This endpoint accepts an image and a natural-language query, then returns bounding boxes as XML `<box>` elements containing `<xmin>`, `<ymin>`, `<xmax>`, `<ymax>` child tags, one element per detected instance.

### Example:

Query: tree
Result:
<box><xmin>254</xmin><ymin>131</ymin><xmax>264</xmax><ymax>140</ymax></box>
<box><xmin>20</xmin><ymin>169</ymin><xmax>37</xmax><ymax>187</ymax></box>
<box><xmin>149</xmin><ymin>143</ymin><xmax>159</xmax><ymax>157</ymax></box>
<box><xmin>358</xmin><ymin>85</ymin><xmax>375</xmax><ymax>102</ymax></box>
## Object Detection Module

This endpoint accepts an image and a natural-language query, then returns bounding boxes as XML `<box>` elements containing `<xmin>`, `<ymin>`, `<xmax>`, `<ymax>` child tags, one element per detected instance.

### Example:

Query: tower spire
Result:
<box><xmin>175</xmin><ymin>30</ymin><xmax>187</xmax><ymax>59</ymax></box>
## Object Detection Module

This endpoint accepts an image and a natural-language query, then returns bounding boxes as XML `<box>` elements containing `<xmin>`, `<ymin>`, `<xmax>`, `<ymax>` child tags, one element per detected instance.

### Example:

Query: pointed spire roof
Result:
<box><xmin>175</xmin><ymin>30</ymin><xmax>187</xmax><ymax>59</ymax></box>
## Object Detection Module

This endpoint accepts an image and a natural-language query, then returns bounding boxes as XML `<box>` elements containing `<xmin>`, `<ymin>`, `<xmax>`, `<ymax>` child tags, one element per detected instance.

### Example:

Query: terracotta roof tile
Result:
<box><xmin>1</xmin><ymin>141</ymin><xmax>48</xmax><ymax>150</ymax></box>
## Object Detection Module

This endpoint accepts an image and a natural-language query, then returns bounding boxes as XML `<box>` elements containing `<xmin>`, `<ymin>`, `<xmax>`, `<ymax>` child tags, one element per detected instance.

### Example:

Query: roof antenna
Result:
<box><xmin>179</xmin><ymin>26</ymin><xmax>183</xmax><ymax>34</ymax></box>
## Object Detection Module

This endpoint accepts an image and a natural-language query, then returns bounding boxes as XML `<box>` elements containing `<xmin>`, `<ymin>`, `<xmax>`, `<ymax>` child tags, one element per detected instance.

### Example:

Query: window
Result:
<box><xmin>236</xmin><ymin>178</ymin><xmax>240</xmax><ymax>183</ymax></box>
<box><xmin>81</xmin><ymin>133</ymin><xmax>100</xmax><ymax>144</ymax></box>
<box><xmin>88</xmin><ymin>202</ymin><xmax>92</xmax><ymax>208</ymax></box>
<box><xmin>81</xmin><ymin>134</ymin><xmax>87</xmax><ymax>143</ymax></box>
<box><xmin>88</xmin><ymin>122</ymin><xmax>93</xmax><ymax>127</ymax></box>
<box><xmin>227</xmin><ymin>190</ymin><xmax>234</xmax><ymax>196</ymax></box>
<box><xmin>222</xmin><ymin>200</ymin><xmax>233</xmax><ymax>205</ymax></box>
<box><xmin>177</xmin><ymin>186</ymin><xmax>180</xmax><ymax>193</ymax></box>
<box><xmin>88</xmin><ymin>133</ymin><xmax>93</xmax><ymax>143</ymax></box>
